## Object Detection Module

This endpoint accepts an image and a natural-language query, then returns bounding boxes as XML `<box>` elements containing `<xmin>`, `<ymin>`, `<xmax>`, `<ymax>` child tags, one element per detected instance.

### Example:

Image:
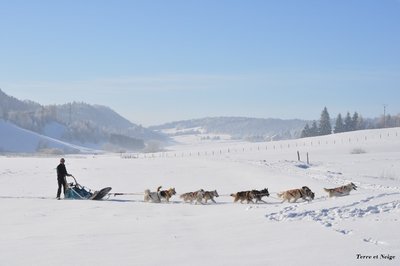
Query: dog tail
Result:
<box><xmin>144</xmin><ymin>189</ymin><xmax>150</xmax><ymax>201</ymax></box>
<box><xmin>277</xmin><ymin>192</ymin><xmax>284</xmax><ymax>198</ymax></box>
<box><xmin>157</xmin><ymin>186</ymin><xmax>162</xmax><ymax>192</ymax></box>
<box><xmin>323</xmin><ymin>188</ymin><xmax>330</xmax><ymax>192</ymax></box>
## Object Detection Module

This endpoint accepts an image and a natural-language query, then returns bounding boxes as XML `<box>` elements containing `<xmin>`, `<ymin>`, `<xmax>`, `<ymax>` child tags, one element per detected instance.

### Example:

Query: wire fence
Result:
<box><xmin>121</xmin><ymin>129</ymin><xmax>399</xmax><ymax>160</ymax></box>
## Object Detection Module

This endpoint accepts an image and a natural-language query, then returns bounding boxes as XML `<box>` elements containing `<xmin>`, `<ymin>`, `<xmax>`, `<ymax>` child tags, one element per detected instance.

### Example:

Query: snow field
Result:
<box><xmin>0</xmin><ymin>127</ymin><xmax>399</xmax><ymax>265</ymax></box>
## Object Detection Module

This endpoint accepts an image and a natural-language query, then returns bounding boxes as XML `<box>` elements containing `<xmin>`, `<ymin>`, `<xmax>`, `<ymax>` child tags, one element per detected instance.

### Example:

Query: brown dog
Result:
<box><xmin>231</xmin><ymin>188</ymin><xmax>269</xmax><ymax>204</ymax></box>
<box><xmin>278</xmin><ymin>186</ymin><xmax>315</xmax><ymax>203</ymax></box>
<box><xmin>231</xmin><ymin>191</ymin><xmax>253</xmax><ymax>204</ymax></box>
<box><xmin>157</xmin><ymin>186</ymin><xmax>176</xmax><ymax>202</ymax></box>
<box><xmin>324</xmin><ymin>182</ymin><xmax>357</xmax><ymax>197</ymax></box>
<box><xmin>180</xmin><ymin>189</ymin><xmax>204</xmax><ymax>204</ymax></box>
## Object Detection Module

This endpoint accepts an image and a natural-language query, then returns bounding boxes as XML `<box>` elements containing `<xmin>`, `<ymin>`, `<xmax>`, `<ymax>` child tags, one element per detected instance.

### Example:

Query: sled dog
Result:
<box><xmin>158</xmin><ymin>186</ymin><xmax>176</xmax><ymax>202</ymax></box>
<box><xmin>249</xmin><ymin>188</ymin><xmax>270</xmax><ymax>203</ymax></box>
<box><xmin>180</xmin><ymin>189</ymin><xmax>205</xmax><ymax>204</ymax></box>
<box><xmin>230</xmin><ymin>188</ymin><xmax>269</xmax><ymax>204</ymax></box>
<box><xmin>230</xmin><ymin>191</ymin><xmax>253</xmax><ymax>204</ymax></box>
<box><xmin>200</xmin><ymin>190</ymin><xmax>219</xmax><ymax>204</ymax></box>
<box><xmin>278</xmin><ymin>186</ymin><xmax>315</xmax><ymax>203</ymax></box>
<box><xmin>144</xmin><ymin>189</ymin><xmax>161</xmax><ymax>203</ymax></box>
<box><xmin>324</xmin><ymin>182</ymin><xmax>357</xmax><ymax>197</ymax></box>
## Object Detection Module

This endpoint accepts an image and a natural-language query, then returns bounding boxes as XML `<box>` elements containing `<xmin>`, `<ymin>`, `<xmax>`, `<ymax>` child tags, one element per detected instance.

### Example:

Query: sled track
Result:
<box><xmin>264</xmin><ymin>192</ymin><xmax>400</xmax><ymax>244</ymax></box>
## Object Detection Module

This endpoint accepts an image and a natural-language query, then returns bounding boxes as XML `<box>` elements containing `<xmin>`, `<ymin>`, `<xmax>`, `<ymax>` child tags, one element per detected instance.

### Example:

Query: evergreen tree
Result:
<box><xmin>319</xmin><ymin>107</ymin><xmax>332</xmax><ymax>135</ymax></box>
<box><xmin>301</xmin><ymin>123</ymin><xmax>311</xmax><ymax>138</ymax></box>
<box><xmin>310</xmin><ymin>121</ymin><xmax>319</xmax><ymax>137</ymax></box>
<box><xmin>334</xmin><ymin>113</ymin><xmax>344</xmax><ymax>133</ymax></box>
<box><xmin>344</xmin><ymin>112</ymin><xmax>352</xmax><ymax>132</ymax></box>
<box><xmin>386</xmin><ymin>114</ymin><xmax>393</xmax><ymax>128</ymax></box>
<box><xmin>357</xmin><ymin>114</ymin><xmax>365</xmax><ymax>130</ymax></box>
<box><xmin>352</xmin><ymin>112</ymin><xmax>359</xmax><ymax>131</ymax></box>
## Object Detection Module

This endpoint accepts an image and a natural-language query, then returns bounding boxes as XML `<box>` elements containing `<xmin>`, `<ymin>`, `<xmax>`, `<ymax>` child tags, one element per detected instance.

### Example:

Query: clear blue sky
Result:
<box><xmin>1</xmin><ymin>0</ymin><xmax>399</xmax><ymax>126</ymax></box>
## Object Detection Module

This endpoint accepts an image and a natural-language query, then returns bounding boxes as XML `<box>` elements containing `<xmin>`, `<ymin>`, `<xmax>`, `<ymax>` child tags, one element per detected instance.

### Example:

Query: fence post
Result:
<box><xmin>307</xmin><ymin>152</ymin><xmax>310</xmax><ymax>164</ymax></box>
<box><xmin>297</xmin><ymin>151</ymin><xmax>300</xmax><ymax>161</ymax></box>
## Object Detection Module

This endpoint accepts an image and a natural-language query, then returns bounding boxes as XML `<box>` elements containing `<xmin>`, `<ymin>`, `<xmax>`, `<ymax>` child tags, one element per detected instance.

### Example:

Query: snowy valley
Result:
<box><xmin>0</xmin><ymin>127</ymin><xmax>399</xmax><ymax>265</ymax></box>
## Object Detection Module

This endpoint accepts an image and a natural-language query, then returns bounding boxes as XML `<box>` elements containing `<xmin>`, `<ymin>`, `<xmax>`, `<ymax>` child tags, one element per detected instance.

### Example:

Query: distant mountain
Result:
<box><xmin>0</xmin><ymin>89</ymin><xmax>40</xmax><ymax>114</ymax></box>
<box><xmin>150</xmin><ymin>117</ymin><xmax>308</xmax><ymax>141</ymax></box>
<box><xmin>0</xmin><ymin>89</ymin><xmax>167</xmax><ymax>153</ymax></box>
<box><xmin>52</xmin><ymin>102</ymin><xmax>166</xmax><ymax>143</ymax></box>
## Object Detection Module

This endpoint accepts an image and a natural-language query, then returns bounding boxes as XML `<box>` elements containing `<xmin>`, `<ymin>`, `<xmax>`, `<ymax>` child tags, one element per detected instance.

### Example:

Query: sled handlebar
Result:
<box><xmin>69</xmin><ymin>175</ymin><xmax>77</xmax><ymax>183</ymax></box>
<box><xmin>66</xmin><ymin>175</ymin><xmax>82</xmax><ymax>188</ymax></box>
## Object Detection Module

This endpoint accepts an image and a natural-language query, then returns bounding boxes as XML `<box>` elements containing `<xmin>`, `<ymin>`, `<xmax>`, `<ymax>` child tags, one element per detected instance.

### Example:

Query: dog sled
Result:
<box><xmin>64</xmin><ymin>176</ymin><xmax>112</xmax><ymax>200</ymax></box>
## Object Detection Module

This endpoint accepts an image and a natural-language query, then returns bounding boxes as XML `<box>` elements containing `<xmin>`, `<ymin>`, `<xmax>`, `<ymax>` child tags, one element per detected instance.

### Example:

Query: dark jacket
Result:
<box><xmin>57</xmin><ymin>163</ymin><xmax>70</xmax><ymax>179</ymax></box>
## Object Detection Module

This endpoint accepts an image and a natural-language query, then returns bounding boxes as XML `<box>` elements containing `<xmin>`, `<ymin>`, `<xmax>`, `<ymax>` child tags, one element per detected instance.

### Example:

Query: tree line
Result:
<box><xmin>301</xmin><ymin>107</ymin><xmax>400</xmax><ymax>138</ymax></box>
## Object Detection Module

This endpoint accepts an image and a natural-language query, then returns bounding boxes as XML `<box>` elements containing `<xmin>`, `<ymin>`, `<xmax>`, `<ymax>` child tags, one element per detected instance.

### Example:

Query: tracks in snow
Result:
<box><xmin>264</xmin><ymin>192</ymin><xmax>400</xmax><ymax>245</ymax></box>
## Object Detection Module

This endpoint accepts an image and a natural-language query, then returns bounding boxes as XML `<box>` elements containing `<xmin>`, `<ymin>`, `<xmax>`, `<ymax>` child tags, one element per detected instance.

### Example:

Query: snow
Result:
<box><xmin>0</xmin><ymin>119</ymin><xmax>96</xmax><ymax>153</ymax></box>
<box><xmin>42</xmin><ymin>121</ymin><xmax>67</xmax><ymax>140</ymax></box>
<box><xmin>1</xmin><ymin>127</ymin><xmax>399</xmax><ymax>265</ymax></box>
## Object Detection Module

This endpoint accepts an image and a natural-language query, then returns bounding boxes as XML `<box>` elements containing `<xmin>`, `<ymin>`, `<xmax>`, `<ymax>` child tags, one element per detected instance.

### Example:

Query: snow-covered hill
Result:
<box><xmin>0</xmin><ymin>89</ymin><xmax>167</xmax><ymax>151</ymax></box>
<box><xmin>0</xmin><ymin>127</ymin><xmax>399</xmax><ymax>265</ymax></box>
<box><xmin>150</xmin><ymin>116</ymin><xmax>308</xmax><ymax>141</ymax></box>
<box><xmin>0</xmin><ymin>119</ymin><xmax>96</xmax><ymax>154</ymax></box>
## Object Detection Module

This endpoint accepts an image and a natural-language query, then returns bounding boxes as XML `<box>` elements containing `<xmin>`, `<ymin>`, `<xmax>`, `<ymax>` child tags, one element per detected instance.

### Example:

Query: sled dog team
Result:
<box><xmin>144</xmin><ymin>182</ymin><xmax>357</xmax><ymax>204</ymax></box>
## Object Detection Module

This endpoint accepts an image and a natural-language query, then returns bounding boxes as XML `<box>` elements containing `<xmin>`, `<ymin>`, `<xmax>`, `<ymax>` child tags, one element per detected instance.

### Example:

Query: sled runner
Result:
<box><xmin>90</xmin><ymin>187</ymin><xmax>112</xmax><ymax>200</ymax></box>
<box><xmin>64</xmin><ymin>176</ymin><xmax>112</xmax><ymax>200</ymax></box>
